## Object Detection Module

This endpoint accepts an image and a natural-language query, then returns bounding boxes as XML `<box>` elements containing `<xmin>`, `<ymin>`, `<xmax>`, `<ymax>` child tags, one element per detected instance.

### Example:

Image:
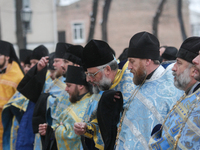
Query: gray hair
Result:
<box><xmin>96</xmin><ymin>59</ymin><xmax>118</xmax><ymax>71</ymax></box>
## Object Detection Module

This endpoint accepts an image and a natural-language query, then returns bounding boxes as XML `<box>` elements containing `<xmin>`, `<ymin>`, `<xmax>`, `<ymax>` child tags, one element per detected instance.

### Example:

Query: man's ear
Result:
<box><xmin>191</xmin><ymin>66</ymin><xmax>196</xmax><ymax>77</ymax></box>
<box><xmin>78</xmin><ymin>85</ymin><xmax>84</xmax><ymax>90</ymax></box>
<box><xmin>104</xmin><ymin>65</ymin><xmax>111</xmax><ymax>76</ymax></box>
<box><xmin>145</xmin><ymin>59</ymin><xmax>151</xmax><ymax>66</ymax></box>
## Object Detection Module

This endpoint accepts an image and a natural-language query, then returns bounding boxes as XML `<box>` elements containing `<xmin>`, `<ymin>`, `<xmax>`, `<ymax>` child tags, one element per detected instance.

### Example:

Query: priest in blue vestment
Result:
<box><xmin>115</xmin><ymin>31</ymin><xmax>183</xmax><ymax>150</ymax></box>
<box><xmin>149</xmin><ymin>36</ymin><xmax>200</xmax><ymax>149</ymax></box>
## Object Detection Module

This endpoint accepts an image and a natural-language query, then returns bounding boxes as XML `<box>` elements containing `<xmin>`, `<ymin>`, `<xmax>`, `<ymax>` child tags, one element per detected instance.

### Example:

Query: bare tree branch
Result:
<box><xmin>101</xmin><ymin>0</ymin><xmax>112</xmax><ymax>42</ymax></box>
<box><xmin>177</xmin><ymin>0</ymin><xmax>187</xmax><ymax>41</ymax></box>
<box><xmin>87</xmin><ymin>0</ymin><xmax>99</xmax><ymax>42</ymax></box>
<box><xmin>152</xmin><ymin>0</ymin><xmax>167</xmax><ymax>37</ymax></box>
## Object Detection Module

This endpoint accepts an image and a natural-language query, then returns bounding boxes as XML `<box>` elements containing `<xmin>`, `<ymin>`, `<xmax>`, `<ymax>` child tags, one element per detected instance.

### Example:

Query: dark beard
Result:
<box><xmin>133</xmin><ymin>65</ymin><xmax>146</xmax><ymax>85</ymax></box>
<box><xmin>69</xmin><ymin>86</ymin><xmax>80</xmax><ymax>103</ymax></box>
<box><xmin>0</xmin><ymin>57</ymin><xmax>6</xmax><ymax>69</ymax></box>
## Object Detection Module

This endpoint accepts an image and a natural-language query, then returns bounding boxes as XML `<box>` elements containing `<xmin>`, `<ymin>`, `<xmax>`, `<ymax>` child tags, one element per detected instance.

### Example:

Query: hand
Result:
<box><xmin>74</xmin><ymin>122</ymin><xmax>87</xmax><ymax>135</ymax></box>
<box><xmin>113</xmin><ymin>92</ymin><xmax>121</xmax><ymax>102</ymax></box>
<box><xmin>37</xmin><ymin>56</ymin><xmax>49</xmax><ymax>72</ymax></box>
<box><xmin>38</xmin><ymin>123</ymin><xmax>48</xmax><ymax>136</ymax></box>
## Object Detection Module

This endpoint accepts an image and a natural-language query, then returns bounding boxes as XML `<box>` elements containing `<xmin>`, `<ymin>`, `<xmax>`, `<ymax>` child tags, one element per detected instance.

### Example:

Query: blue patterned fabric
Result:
<box><xmin>52</xmin><ymin>93</ymin><xmax>102</xmax><ymax>150</ymax></box>
<box><xmin>84</xmin><ymin>62</ymin><xmax>135</xmax><ymax>149</ymax></box>
<box><xmin>2</xmin><ymin>91</ymin><xmax>28</xmax><ymax>150</ymax></box>
<box><xmin>149</xmin><ymin>88</ymin><xmax>200</xmax><ymax>150</ymax></box>
<box><xmin>115</xmin><ymin>64</ymin><xmax>184</xmax><ymax>150</ymax></box>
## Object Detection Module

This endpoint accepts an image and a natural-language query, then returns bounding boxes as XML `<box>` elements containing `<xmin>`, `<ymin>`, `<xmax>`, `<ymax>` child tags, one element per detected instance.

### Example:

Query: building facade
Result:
<box><xmin>57</xmin><ymin>0</ymin><xmax>191</xmax><ymax>57</ymax></box>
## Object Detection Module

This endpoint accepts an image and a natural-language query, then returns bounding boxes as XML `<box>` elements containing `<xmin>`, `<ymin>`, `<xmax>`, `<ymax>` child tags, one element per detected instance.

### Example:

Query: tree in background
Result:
<box><xmin>15</xmin><ymin>0</ymin><xmax>24</xmax><ymax>50</ymax></box>
<box><xmin>152</xmin><ymin>0</ymin><xmax>167</xmax><ymax>37</ymax></box>
<box><xmin>101</xmin><ymin>0</ymin><xmax>112</xmax><ymax>42</ymax></box>
<box><xmin>87</xmin><ymin>0</ymin><xmax>99</xmax><ymax>42</ymax></box>
<box><xmin>177</xmin><ymin>0</ymin><xmax>187</xmax><ymax>41</ymax></box>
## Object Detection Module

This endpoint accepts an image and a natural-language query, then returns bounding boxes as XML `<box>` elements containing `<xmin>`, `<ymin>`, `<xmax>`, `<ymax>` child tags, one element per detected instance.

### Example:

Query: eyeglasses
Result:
<box><xmin>85</xmin><ymin>67</ymin><xmax>106</xmax><ymax>78</ymax></box>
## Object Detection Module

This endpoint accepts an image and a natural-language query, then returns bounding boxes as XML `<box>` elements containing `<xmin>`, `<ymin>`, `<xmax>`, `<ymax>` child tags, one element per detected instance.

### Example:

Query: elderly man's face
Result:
<box><xmin>86</xmin><ymin>67</ymin><xmax>112</xmax><ymax>92</ymax></box>
<box><xmin>128</xmin><ymin>58</ymin><xmax>147</xmax><ymax>85</ymax></box>
<box><xmin>192</xmin><ymin>51</ymin><xmax>200</xmax><ymax>81</ymax></box>
<box><xmin>172</xmin><ymin>58</ymin><xmax>192</xmax><ymax>90</ymax></box>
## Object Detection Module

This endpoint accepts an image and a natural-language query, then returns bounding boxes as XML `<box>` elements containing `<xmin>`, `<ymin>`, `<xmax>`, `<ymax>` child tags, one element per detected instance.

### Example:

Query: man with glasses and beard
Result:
<box><xmin>74</xmin><ymin>39</ymin><xmax>134</xmax><ymax>149</ymax></box>
<box><xmin>115</xmin><ymin>31</ymin><xmax>183</xmax><ymax>150</ymax></box>
<box><xmin>149</xmin><ymin>37</ymin><xmax>200</xmax><ymax>149</ymax></box>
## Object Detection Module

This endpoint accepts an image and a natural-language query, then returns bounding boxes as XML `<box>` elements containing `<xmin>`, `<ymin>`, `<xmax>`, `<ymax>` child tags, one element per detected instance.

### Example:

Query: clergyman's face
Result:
<box><xmin>65</xmin><ymin>83</ymin><xmax>79</xmax><ymax>103</ymax></box>
<box><xmin>128</xmin><ymin>58</ymin><xmax>147</xmax><ymax>85</ymax></box>
<box><xmin>53</xmin><ymin>58</ymin><xmax>64</xmax><ymax>78</ymax></box>
<box><xmin>24</xmin><ymin>64</ymin><xmax>31</xmax><ymax>74</ymax></box>
<box><xmin>172</xmin><ymin>58</ymin><xmax>192</xmax><ymax>90</ymax></box>
<box><xmin>86</xmin><ymin>67</ymin><xmax>111</xmax><ymax>92</ymax></box>
<box><xmin>192</xmin><ymin>51</ymin><xmax>200</xmax><ymax>81</ymax></box>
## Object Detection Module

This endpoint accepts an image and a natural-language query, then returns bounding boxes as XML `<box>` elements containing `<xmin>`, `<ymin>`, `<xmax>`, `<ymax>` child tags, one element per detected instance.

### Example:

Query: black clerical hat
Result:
<box><xmin>54</xmin><ymin>43</ymin><xmax>83</xmax><ymax>65</ymax></box>
<box><xmin>54</xmin><ymin>42</ymin><xmax>73</xmax><ymax>59</ymax></box>
<box><xmin>19</xmin><ymin>49</ymin><xmax>32</xmax><ymax>62</ymax></box>
<box><xmin>48</xmin><ymin>52</ymin><xmax>55</xmax><ymax>70</ymax></box>
<box><xmin>0</xmin><ymin>40</ymin><xmax>23</xmax><ymax>72</ymax></box>
<box><xmin>64</xmin><ymin>66</ymin><xmax>87</xmax><ymax>85</ymax></box>
<box><xmin>63</xmin><ymin>45</ymin><xmax>83</xmax><ymax>65</ymax></box>
<box><xmin>30</xmin><ymin>45</ymin><xmax>49</xmax><ymax>60</ymax></box>
<box><xmin>82</xmin><ymin>39</ymin><xmax>114</xmax><ymax>69</ymax></box>
<box><xmin>128</xmin><ymin>31</ymin><xmax>160</xmax><ymax>60</ymax></box>
<box><xmin>0</xmin><ymin>40</ymin><xmax>20</xmax><ymax>63</ymax></box>
<box><xmin>161</xmin><ymin>46</ymin><xmax>178</xmax><ymax>60</ymax></box>
<box><xmin>177</xmin><ymin>37</ymin><xmax>200</xmax><ymax>63</ymax></box>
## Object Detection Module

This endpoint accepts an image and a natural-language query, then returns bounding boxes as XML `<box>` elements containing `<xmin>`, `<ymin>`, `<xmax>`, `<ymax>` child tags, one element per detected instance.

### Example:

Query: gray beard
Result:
<box><xmin>173</xmin><ymin>68</ymin><xmax>191</xmax><ymax>91</ymax></box>
<box><xmin>92</xmin><ymin>85</ymin><xmax>100</xmax><ymax>94</ymax></box>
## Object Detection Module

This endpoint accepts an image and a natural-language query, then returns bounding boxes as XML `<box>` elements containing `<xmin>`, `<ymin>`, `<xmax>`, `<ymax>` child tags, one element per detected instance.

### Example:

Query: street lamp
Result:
<box><xmin>21</xmin><ymin>6</ymin><xmax>32</xmax><ymax>49</ymax></box>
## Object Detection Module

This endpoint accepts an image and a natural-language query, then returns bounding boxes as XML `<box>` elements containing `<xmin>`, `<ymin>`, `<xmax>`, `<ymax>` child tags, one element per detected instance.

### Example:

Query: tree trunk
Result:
<box><xmin>87</xmin><ymin>0</ymin><xmax>99</xmax><ymax>42</ymax></box>
<box><xmin>152</xmin><ymin>0</ymin><xmax>167</xmax><ymax>38</ymax></box>
<box><xmin>16</xmin><ymin>0</ymin><xmax>24</xmax><ymax>49</ymax></box>
<box><xmin>177</xmin><ymin>0</ymin><xmax>187</xmax><ymax>41</ymax></box>
<box><xmin>101</xmin><ymin>0</ymin><xmax>112</xmax><ymax>42</ymax></box>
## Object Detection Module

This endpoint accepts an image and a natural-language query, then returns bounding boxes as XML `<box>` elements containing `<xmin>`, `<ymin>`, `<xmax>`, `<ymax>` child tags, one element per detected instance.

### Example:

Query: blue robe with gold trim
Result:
<box><xmin>148</xmin><ymin>88</ymin><xmax>200</xmax><ymax>150</ymax></box>
<box><xmin>84</xmin><ymin>61</ymin><xmax>134</xmax><ymax>149</ymax></box>
<box><xmin>53</xmin><ymin>92</ymin><xmax>102</xmax><ymax>150</ymax></box>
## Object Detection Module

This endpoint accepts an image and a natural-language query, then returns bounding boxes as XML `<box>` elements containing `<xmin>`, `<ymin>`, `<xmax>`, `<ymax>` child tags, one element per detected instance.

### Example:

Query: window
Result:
<box><xmin>191</xmin><ymin>24</ymin><xmax>200</xmax><ymax>36</ymax></box>
<box><xmin>72</xmin><ymin>23</ymin><xmax>84</xmax><ymax>43</ymax></box>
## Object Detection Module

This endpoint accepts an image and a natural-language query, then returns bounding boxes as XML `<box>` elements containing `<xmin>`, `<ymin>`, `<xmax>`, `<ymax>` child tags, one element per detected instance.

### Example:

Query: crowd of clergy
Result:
<box><xmin>0</xmin><ymin>31</ymin><xmax>200</xmax><ymax>150</ymax></box>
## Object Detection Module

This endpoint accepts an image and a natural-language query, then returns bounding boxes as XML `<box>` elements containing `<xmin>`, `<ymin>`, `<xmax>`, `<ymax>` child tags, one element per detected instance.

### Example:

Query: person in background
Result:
<box><xmin>15</xmin><ymin>45</ymin><xmax>49</xmax><ymax>150</ymax></box>
<box><xmin>161</xmin><ymin>46</ymin><xmax>178</xmax><ymax>68</ymax></box>
<box><xmin>0</xmin><ymin>40</ymin><xmax>24</xmax><ymax>149</ymax></box>
<box><xmin>19</xmin><ymin>49</ymin><xmax>32</xmax><ymax>70</ymax></box>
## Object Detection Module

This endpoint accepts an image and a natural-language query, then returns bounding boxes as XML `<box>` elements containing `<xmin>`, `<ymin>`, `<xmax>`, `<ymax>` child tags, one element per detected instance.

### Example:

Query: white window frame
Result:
<box><xmin>72</xmin><ymin>22</ymin><xmax>85</xmax><ymax>44</ymax></box>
